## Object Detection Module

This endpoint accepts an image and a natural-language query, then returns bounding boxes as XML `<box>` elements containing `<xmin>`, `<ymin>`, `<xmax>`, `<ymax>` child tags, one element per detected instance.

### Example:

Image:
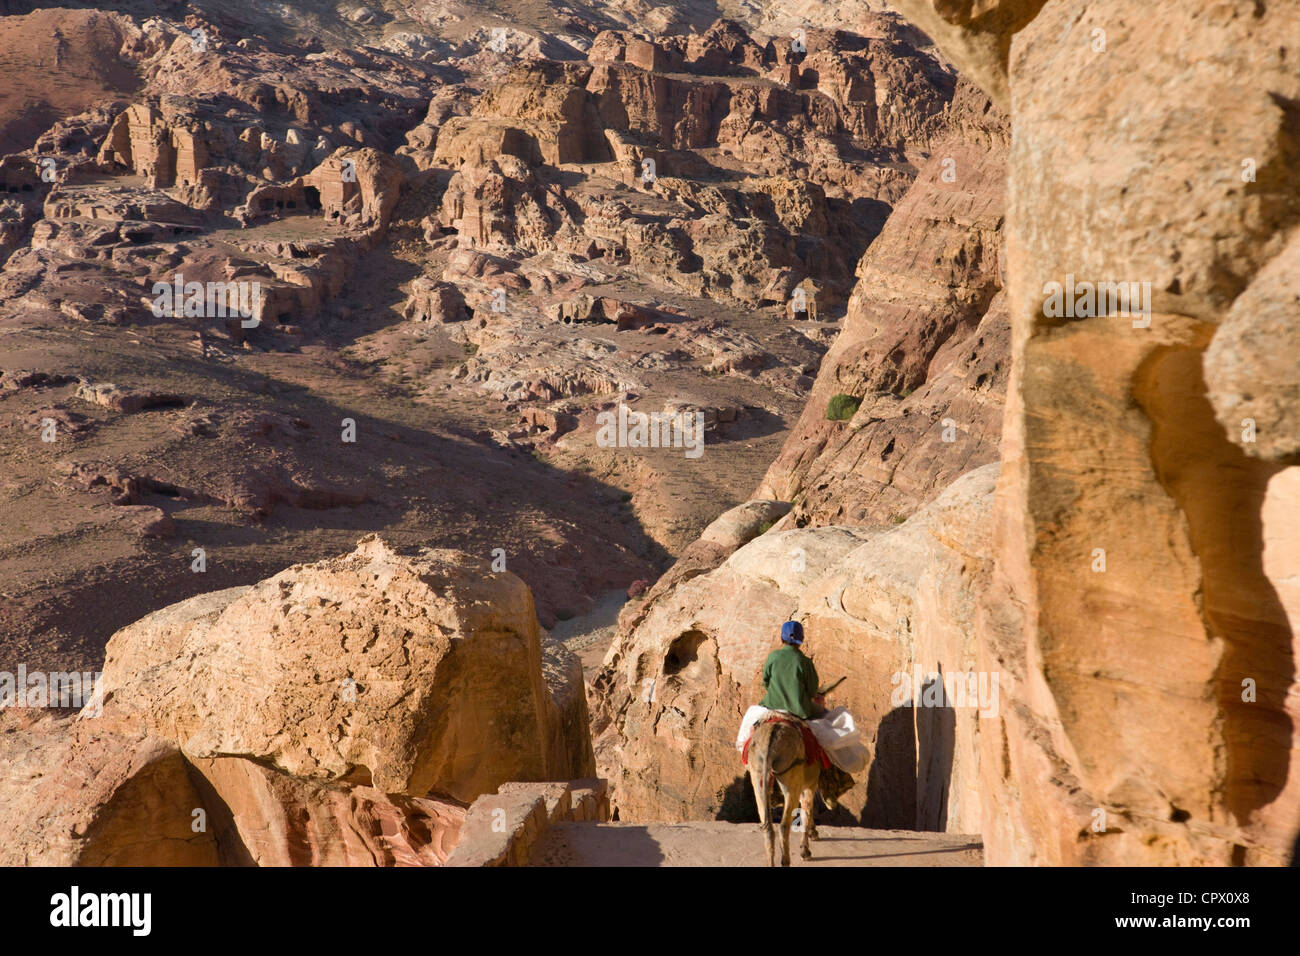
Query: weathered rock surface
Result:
<box><xmin>0</xmin><ymin>710</ymin><xmax>466</xmax><ymax>867</ymax></box>
<box><xmin>885</xmin><ymin>0</ymin><xmax>1043</xmax><ymax>110</ymax></box>
<box><xmin>593</xmin><ymin>464</ymin><xmax>998</xmax><ymax>827</ymax></box>
<box><xmin>592</xmin><ymin>0</ymin><xmax>1300</xmax><ymax>868</ymax></box>
<box><xmin>187</xmin><ymin>754</ymin><xmax>466</xmax><ymax>866</ymax></box>
<box><xmin>1204</xmin><ymin>231</ymin><xmax>1300</xmax><ymax>462</ymax></box>
<box><xmin>589</xmin><ymin>65</ymin><xmax>1014</xmax><ymax>833</ymax></box>
<box><xmin>0</xmin><ymin>715</ymin><xmax>219</xmax><ymax>866</ymax></box>
<box><xmin>914</xmin><ymin>0</ymin><xmax>1300</xmax><ymax>865</ymax></box>
<box><xmin>0</xmin><ymin>536</ymin><xmax>593</xmax><ymax>866</ymax></box>
<box><xmin>757</xmin><ymin>79</ymin><xmax>1008</xmax><ymax>526</ymax></box>
<box><xmin>98</xmin><ymin>535</ymin><xmax>594</xmax><ymax>798</ymax></box>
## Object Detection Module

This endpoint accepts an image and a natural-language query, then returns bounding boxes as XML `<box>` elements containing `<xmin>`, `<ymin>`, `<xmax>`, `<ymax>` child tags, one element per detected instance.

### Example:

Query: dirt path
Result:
<box><xmin>548</xmin><ymin>588</ymin><xmax>628</xmax><ymax>678</ymax></box>
<box><xmin>528</xmin><ymin>821</ymin><xmax>984</xmax><ymax>867</ymax></box>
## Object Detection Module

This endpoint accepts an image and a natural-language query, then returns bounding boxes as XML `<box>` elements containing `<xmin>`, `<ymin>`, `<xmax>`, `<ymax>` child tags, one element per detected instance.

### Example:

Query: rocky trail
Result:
<box><xmin>529</xmin><ymin>821</ymin><xmax>983</xmax><ymax>867</ymax></box>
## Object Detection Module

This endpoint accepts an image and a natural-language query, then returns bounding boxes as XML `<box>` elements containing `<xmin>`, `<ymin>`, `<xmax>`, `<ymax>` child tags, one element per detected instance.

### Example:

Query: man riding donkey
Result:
<box><xmin>736</xmin><ymin>620</ymin><xmax>867</xmax><ymax>866</ymax></box>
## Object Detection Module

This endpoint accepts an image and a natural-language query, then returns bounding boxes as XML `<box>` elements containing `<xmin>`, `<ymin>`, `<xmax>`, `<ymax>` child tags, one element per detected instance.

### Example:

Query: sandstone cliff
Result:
<box><xmin>885</xmin><ymin>0</ymin><xmax>1300</xmax><ymax>866</ymax></box>
<box><xmin>756</xmin><ymin>78</ymin><xmax>1008</xmax><ymax>526</ymax></box>
<box><xmin>592</xmin><ymin>71</ymin><xmax>1013</xmax><ymax>828</ymax></box>
<box><xmin>593</xmin><ymin>0</ymin><xmax>1300</xmax><ymax>868</ymax></box>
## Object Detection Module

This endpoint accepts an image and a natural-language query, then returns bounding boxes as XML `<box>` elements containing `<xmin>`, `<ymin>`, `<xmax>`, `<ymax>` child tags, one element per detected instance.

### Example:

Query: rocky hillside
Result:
<box><xmin>0</xmin><ymin>2</ymin><xmax>1002</xmax><ymax>867</ymax></box>
<box><xmin>2</xmin><ymin>0</ymin><xmax>1294</xmax><ymax>870</ymax></box>
<box><xmin>0</xmin><ymin>7</ymin><xmax>960</xmax><ymax>675</ymax></box>
<box><xmin>591</xmin><ymin>78</ymin><xmax>1010</xmax><ymax>825</ymax></box>
<box><xmin>755</xmin><ymin>77</ymin><xmax>1007</xmax><ymax>525</ymax></box>
<box><xmin>593</xmin><ymin>0</ymin><xmax>1300</xmax><ymax>867</ymax></box>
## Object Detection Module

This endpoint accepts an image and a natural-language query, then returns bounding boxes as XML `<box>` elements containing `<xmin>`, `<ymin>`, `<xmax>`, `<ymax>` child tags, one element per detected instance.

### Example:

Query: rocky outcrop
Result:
<box><xmin>97</xmin><ymin>535</ymin><xmax>594</xmax><ymax>797</ymax></box>
<box><xmin>588</xmin><ymin>72</ymin><xmax>1013</xmax><ymax>829</ymax></box>
<box><xmin>590</xmin><ymin>1</ymin><xmax>1300</xmax><ymax>869</ymax></box>
<box><xmin>757</xmin><ymin>79</ymin><xmax>1008</xmax><ymax>526</ymax></box>
<box><xmin>592</xmin><ymin>464</ymin><xmax>998</xmax><ymax>826</ymax></box>
<box><xmin>892</xmin><ymin>0</ymin><xmax>1300</xmax><ymax>865</ymax></box>
<box><xmin>884</xmin><ymin>0</ymin><xmax>1044</xmax><ymax>110</ymax></box>
<box><xmin>186</xmin><ymin>755</ymin><xmax>466</xmax><ymax>866</ymax></box>
<box><xmin>404</xmin><ymin>275</ymin><xmax>470</xmax><ymax>323</ymax></box>
<box><xmin>1204</xmin><ymin>232</ymin><xmax>1300</xmax><ymax>462</ymax></box>
<box><xmin>0</xmin><ymin>715</ymin><xmax>219</xmax><ymax>866</ymax></box>
<box><xmin>447</xmin><ymin>779</ymin><xmax>611</xmax><ymax>866</ymax></box>
<box><xmin>434</xmin><ymin>61</ymin><xmax>608</xmax><ymax>168</ymax></box>
<box><xmin>0</xmin><ymin>537</ymin><xmax>594</xmax><ymax>865</ymax></box>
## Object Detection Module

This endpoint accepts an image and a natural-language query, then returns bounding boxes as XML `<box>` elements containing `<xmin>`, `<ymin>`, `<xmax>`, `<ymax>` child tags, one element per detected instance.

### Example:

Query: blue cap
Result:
<box><xmin>781</xmin><ymin>620</ymin><xmax>804</xmax><ymax>645</ymax></box>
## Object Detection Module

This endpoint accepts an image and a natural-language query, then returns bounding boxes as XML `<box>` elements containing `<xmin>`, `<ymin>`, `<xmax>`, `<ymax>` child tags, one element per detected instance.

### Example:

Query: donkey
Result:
<box><xmin>747</xmin><ymin>719</ymin><xmax>821</xmax><ymax>866</ymax></box>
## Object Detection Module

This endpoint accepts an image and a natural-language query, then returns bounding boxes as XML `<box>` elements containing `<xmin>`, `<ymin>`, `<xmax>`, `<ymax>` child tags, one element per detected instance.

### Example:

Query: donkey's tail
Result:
<box><xmin>749</xmin><ymin>725</ymin><xmax>776</xmax><ymax>828</ymax></box>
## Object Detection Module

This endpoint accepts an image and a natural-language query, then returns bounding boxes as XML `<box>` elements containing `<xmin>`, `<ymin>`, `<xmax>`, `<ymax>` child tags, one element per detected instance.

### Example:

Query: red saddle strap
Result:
<box><xmin>742</xmin><ymin>714</ymin><xmax>830</xmax><ymax>769</ymax></box>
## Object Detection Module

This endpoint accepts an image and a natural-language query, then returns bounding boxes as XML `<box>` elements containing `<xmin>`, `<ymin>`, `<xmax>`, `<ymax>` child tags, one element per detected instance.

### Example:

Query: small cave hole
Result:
<box><xmin>663</xmin><ymin>630</ymin><xmax>707</xmax><ymax>677</ymax></box>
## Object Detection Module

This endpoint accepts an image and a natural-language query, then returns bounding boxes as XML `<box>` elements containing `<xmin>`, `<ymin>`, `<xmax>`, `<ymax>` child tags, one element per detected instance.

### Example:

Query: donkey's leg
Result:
<box><xmin>799</xmin><ymin>782</ymin><xmax>816</xmax><ymax>860</ymax></box>
<box><xmin>778</xmin><ymin>778</ymin><xmax>794</xmax><ymax>867</ymax></box>
<box><xmin>751</xmin><ymin>766</ymin><xmax>776</xmax><ymax>867</ymax></box>
<box><xmin>808</xmin><ymin>768</ymin><xmax>821</xmax><ymax>841</ymax></box>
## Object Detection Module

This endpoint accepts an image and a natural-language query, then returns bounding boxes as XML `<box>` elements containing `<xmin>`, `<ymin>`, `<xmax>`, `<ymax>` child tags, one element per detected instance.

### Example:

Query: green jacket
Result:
<box><xmin>759</xmin><ymin>644</ymin><xmax>819</xmax><ymax>719</ymax></box>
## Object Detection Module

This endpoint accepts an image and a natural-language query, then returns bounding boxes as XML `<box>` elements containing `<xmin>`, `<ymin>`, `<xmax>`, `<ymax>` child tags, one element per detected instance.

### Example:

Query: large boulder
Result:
<box><xmin>96</xmin><ymin>535</ymin><xmax>594</xmax><ymax>801</ymax></box>
<box><xmin>1</xmin><ymin>536</ymin><xmax>596</xmax><ymax>866</ymax></box>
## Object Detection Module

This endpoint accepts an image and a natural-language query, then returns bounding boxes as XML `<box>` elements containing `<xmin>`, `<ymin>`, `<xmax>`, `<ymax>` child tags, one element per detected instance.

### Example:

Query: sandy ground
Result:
<box><xmin>528</xmin><ymin>821</ymin><xmax>984</xmax><ymax>867</ymax></box>
<box><xmin>548</xmin><ymin>588</ymin><xmax>629</xmax><ymax>678</ymax></box>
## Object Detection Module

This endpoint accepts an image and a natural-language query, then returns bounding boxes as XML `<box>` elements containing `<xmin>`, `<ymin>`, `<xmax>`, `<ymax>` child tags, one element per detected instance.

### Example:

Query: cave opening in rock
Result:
<box><xmin>663</xmin><ymin>630</ymin><xmax>708</xmax><ymax>677</ymax></box>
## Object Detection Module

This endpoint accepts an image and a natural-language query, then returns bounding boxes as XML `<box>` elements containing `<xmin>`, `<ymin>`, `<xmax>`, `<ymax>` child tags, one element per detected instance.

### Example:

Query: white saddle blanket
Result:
<box><xmin>736</xmin><ymin>704</ymin><xmax>869</xmax><ymax>774</ymax></box>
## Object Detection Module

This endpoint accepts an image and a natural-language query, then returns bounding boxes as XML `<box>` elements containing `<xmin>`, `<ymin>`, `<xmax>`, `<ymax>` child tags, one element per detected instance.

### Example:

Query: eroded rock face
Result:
<box><xmin>1204</xmin><ymin>232</ymin><xmax>1300</xmax><ymax>462</ymax></box>
<box><xmin>757</xmin><ymin>79</ymin><xmax>1009</xmax><ymax>526</ymax></box>
<box><xmin>592</xmin><ymin>464</ymin><xmax>998</xmax><ymax>827</ymax></box>
<box><xmin>592</xmin><ymin>1</ymin><xmax>1300</xmax><ymax>867</ymax></box>
<box><xmin>886</xmin><ymin>0</ymin><xmax>1046</xmax><ymax>110</ymax></box>
<box><xmin>98</xmin><ymin>535</ymin><xmax>594</xmax><ymax>798</ymax></box>
<box><xmin>587</xmin><ymin>71</ymin><xmax>1013</xmax><ymax>829</ymax></box>
<box><xmin>0</xmin><ymin>536</ymin><xmax>593</xmax><ymax>866</ymax></box>
<box><xmin>909</xmin><ymin>0</ymin><xmax>1300</xmax><ymax>865</ymax></box>
<box><xmin>0</xmin><ymin>714</ymin><xmax>219</xmax><ymax>866</ymax></box>
<box><xmin>0</xmin><ymin>710</ymin><xmax>470</xmax><ymax>867</ymax></box>
<box><xmin>187</xmin><ymin>755</ymin><xmax>466</xmax><ymax>866</ymax></box>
